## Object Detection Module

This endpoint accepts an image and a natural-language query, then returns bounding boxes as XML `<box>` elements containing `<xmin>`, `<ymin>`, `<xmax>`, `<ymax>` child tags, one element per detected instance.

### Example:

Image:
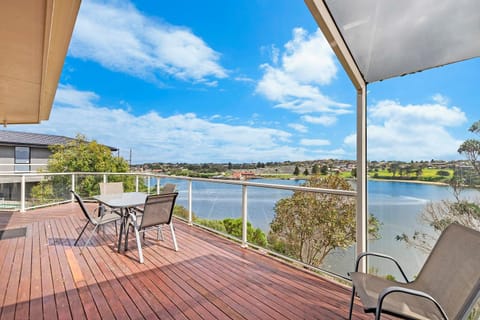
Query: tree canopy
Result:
<box><xmin>31</xmin><ymin>134</ymin><xmax>132</xmax><ymax>201</ymax></box>
<box><xmin>268</xmin><ymin>174</ymin><xmax>380</xmax><ymax>266</ymax></box>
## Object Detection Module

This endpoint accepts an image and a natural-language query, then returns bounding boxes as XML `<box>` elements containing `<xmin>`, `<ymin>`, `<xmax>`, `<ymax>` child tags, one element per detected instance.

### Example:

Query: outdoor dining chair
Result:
<box><xmin>71</xmin><ymin>190</ymin><xmax>121</xmax><ymax>250</ymax></box>
<box><xmin>98</xmin><ymin>181</ymin><xmax>124</xmax><ymax>216</ymax></box>
<box><xmin>125</xmin><ymin>192</ymin><xmax>179</xmax><ymax>263</ymax></box>
<box><xmin>348</xmin><ymin>223</ymin><xmax>480</xmax><ymax>320</ymax></box>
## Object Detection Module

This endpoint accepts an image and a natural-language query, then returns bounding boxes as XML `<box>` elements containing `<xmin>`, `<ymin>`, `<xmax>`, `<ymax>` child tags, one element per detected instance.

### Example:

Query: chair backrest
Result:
<box><xmin>99</xmin><ymin>182</ymin><xmax>124</xmax><ymax>195</ymax></box>
<box><xmin>161</xmin><ymin>183</ymin><xmax>176</xmax><ymax>193</ymax></box>
<box><xmin>415</xmin><ymin>223</ymin><xmax>480</xmax><ymax>319</ymax></box>
<box><xmin>140</xmin><ymin>192</ymin><xmax>178</xmax><ymax>229</ymax></box>
<box><xmin>70</xmin><ymin>190</ymin><xmax>95</xmax><ymax>224</ymax></box>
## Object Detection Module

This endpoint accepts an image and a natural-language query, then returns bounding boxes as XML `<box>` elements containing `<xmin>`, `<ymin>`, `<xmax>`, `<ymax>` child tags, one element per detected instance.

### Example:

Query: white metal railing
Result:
<box><xmin>0</xmin><ymin>171</ymin><xmax>357</xmax><ymax>279</ymax></box>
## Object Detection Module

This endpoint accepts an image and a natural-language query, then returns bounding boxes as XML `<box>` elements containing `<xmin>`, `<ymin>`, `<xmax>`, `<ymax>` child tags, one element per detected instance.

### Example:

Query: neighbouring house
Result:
<box><xmin>0</xmin><ymin>130</ymin><xmax>117</xmax><ymax>207</ymax></box>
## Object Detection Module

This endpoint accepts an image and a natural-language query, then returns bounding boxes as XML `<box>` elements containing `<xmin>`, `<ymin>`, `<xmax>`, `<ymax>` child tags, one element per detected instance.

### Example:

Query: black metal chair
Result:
<box><xmin>71</xmin><ymin>190</ymin><xmax>121</xmax><ymax>250</ymax></box>
<box><xmin>126</xmin><ymin>192</ymin><xmax>179</xmax><ymax>263</ymax></box>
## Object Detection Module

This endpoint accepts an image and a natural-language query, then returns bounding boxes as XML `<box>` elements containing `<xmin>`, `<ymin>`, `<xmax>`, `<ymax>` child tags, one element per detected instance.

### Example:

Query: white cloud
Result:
<box><xmin>301</xmin><ymin>115</ymin><xmax>337</xmax><ymax>126</ymax></box>
<box><xmin>288</xmin><ymin>123</ymin><xmax>308</xmax><ymax>133</ymax></box>
<box><xmin>256</xmin><ymin>28</ymin><xmax>350</xmax><ymax>121</ymax></box>
<box><xmin>432</xmin><ymin>93</ymin><xmax>450</xmax><ymax>105</ymax></box>
<box><xmin>344</xmin><ymin>99</ymin><xmax>467</xmax><ymax>160</ymax></box>
<box><xmin>300</xmin><ymin>139</ymin><xmax>330</xmax><ymax>146</ymax></box>
<box><xmin>70</xmin><ymin>0</ymin><xmax>227</xmax><ymax>85</ymax></box>
<box><xmin>12</xmin><ymin>86</ymin><xmax>345</xmax><ymax>163</ymax></box>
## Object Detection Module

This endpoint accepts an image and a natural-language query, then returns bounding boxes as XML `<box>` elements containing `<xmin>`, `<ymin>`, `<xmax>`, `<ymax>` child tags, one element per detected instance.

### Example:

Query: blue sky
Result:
<box><xmin>12</xmin><ymin>0</ymin><xmax>480</xmax><ymax>164</ymax></box>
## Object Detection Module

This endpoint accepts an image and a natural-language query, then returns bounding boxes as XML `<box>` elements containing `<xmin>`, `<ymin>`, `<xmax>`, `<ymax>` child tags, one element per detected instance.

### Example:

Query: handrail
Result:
<box><xmin>0</xmin><ymin>170</ymin><xmax>358</xmax><ymax>279</ymax></box>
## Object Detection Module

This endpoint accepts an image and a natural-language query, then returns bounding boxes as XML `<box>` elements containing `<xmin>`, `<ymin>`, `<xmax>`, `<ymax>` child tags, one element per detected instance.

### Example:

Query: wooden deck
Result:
<box><xmin>0</xmin><ymin>203</ymin><xmax>385</xmax><ymax>320</ymax></box>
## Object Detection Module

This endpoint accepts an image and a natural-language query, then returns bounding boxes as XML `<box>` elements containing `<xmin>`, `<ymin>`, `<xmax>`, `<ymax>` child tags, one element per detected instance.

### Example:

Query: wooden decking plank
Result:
<box><xmin>82</xmin><ymin>228</ymin><xmax>145</xmax><ymax>320</ymax></box>
<box><xmin>50</xmin><ymin>218</ymin><xmax>86</xmax><ymax>320</ymax></box>
<box><xmin>29</xmin><ymin>222</ymin><xmax>44</xmax><ymax>319</ymax></box>
<box><xmin>1</xmin><ymin>236</ymin><xmax>24</xmax><ymax>320</ymax></box>
<box><xmin>176</xmin><ymin>222</ymin><xmax>364</xmax><ymax>319</ymax></box>
<box><xmin>59</xmin><ymin>218</ymin><xmax>101</xmax><ymax>320</ymax></box>
<box><xmin>59</xmin><ymin>216</ymin><xmax>114</xmax><ymax>320</ymax></box>
<box><xmin>0</xmin><ymin>235</ymin><xmax>16</xmax><ymax>312</ymax></box>
<box><xmin>175</xmin><ymin>241</ymin><xmax>298</xmax><ymax>320</ymax></box>
<box><xmin>158</xmin><ymin>231</ymin><xmax>287</xmax><ymax>320</ymax></box>
<box><xmin>137</xmin><ymin>229</ymin><xmax>273</xmax><ymax>320</ymax></box>
<box><xmin>83</xmin><ymin>228</ymin><xmax>163</xmax><ymax>320</ymax></box>
<box><xmin>44</xmin><ymin>220</ymin><xmax>73</xmax><ymax>320</ymax></box>
<box><xmin>99</xmin><ymin>239</ymin><xmax>182</xmax><ymax>320</ymax></box>
<box><xmin>131</xmin><ymin>231</ymin><xmax>235</xmax><ymax>320</ymax></box>
<box><xmin>14</xmin><ymin>224</ymin><xmax>33</xmax><ymax>320</ymax></box>
<box><xmin>169</xmin><ymin>227</ymin><xmax>300</xmax><ymax>318</ymax></box>
<box><xmin>39</xmin><ymin>218</ymin><xmax>58</xmax><ymax>319</ymax></box>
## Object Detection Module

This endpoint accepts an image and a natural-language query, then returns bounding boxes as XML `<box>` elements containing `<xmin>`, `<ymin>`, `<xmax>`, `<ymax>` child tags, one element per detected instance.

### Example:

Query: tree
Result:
<box><xmin>320</xmin><ymin>165</ymin><xmax>328</xmax><ymax>175</ymax></box>
<box><xmin>397</xmin><ymin>121</ymin><xmax>480</xmax><ymax>251</ymax></box>
<box><xmin>293</xmin><ymin>165</ymin><xmax>300</xmax><ymax>176</ymax></box>
<box><xmin>311</xmin><ymin>164</ymin><xmax>319</xmax><ymax>175</ymax></box>
<box><xmin>31</xmin><ymin>134</ymin><xmax>132</xmax><ymax>202</ymax></box>
<box><xmin>268</xmin><ymin>175</ymin><xmax>380</xmax><ymax>266</ymax></box>
<box><xmin>303</xmin><ymin>168</ymin><xmax>309</xmax><ymax>176</ymax></box>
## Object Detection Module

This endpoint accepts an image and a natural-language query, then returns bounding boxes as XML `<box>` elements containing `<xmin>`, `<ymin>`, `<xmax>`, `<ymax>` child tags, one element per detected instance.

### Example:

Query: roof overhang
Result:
<box><xmin>305</xmin><ymin>0</ymin><xmax>480</xmax><ymax>90</ymax></box>
<box><xmin>0</xmin><ymin>0</ymin><xmax>81</xmax><ymax>125</ymax></box>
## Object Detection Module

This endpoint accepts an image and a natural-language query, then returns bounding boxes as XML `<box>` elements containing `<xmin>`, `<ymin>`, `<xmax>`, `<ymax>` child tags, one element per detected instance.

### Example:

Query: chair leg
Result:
<box><xmin>170</xmin><ymin>223</ymin><xmax>178</xmax><ymax>251</ymax></box>
<box><xmin>134</xmin><ymin>227</ymin><xmax>144</xmax><ymax>263</ymax></box>
<box><xmin>157</xmin><ymin>226</ymin><xmax>164</xmax><ymax>241</ymax></box>
<box><xmin>348</xmin><ymin>286</ymin><xmax>356</xmax><ymax>320</ymax></box>
<box><xmin>81</xmin><ymin>224</ymin><xmax>99</xmax><ymax>253</ymax></box>
<box><xmin>74</xmin><ymin>221</ymin><xmax>90</xmax><ymax>246</ymax></box>
<box><xmin>125</xmin><ymin>223</ymin><xmax>130</xmax><ymax>251</ymax></box>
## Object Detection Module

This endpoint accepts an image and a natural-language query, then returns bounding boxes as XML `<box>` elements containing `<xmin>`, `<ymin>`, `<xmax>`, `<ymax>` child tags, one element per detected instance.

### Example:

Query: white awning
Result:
<box><xmin>306</xmin><ymin>0</ymin><xmax>480</xmax><ymax>89</ymax></box>
<box><xmin>0</xmin><ymin>0</ymin><xmax>81</xmax><ymax>125</ymax></box>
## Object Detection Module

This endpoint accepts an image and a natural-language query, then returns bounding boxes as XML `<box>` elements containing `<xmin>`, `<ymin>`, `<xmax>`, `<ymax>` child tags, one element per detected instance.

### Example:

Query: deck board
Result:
<box><xmin>0</xmin><ymin>203</ymin><xmax>394</xmax><ymax>319</ymax></box>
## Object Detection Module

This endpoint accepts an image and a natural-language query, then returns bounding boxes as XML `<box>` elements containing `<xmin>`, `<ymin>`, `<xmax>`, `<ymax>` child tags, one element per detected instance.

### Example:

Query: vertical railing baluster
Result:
<box><xmin>188</xmin><ymin>179</ymin><xmax>193</xmax><ymax>225</ymax></box>
<box><xmin>147</xmin><ymin>176</ymin><xmax>151</xmax><ymax>194</ymax></box>
<box><xmin>156</xmin><ymin>177</ymin><xmax>160</xmax><ymax>194</ymax></box>
<box><xmin>71</xmin><ymin>174</ymin><xmax>75</xmax><ymax>202</ymax></box>
<box><xmin>241</xmin><ymin>185</ymin><xmax>248</xmax><ymax>248</ymax></box>
<box><xmin>20</xmin><ymin>174</ymin><xmax>26</xmax><ymax>212</ymax></box>
<box><xmin>103</xmin><ymin>174</ymin><xmax>107</xmax><ymax>183</ymax></box>
<box><xmin>135</xmin><ymin>176</ymin><xmax>139</xmax><ymax>192</ymax></box>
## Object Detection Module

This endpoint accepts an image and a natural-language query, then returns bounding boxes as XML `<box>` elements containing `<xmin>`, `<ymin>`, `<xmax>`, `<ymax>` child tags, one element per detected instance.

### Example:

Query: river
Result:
<box><xmin>151</xmin><ymin>177</ymin><xmax>479</xmax><ymax>278</ymax></box>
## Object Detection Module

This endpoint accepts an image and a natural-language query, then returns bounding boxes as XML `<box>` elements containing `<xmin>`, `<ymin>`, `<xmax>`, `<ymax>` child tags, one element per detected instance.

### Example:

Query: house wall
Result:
<box><xmin>0</xmin><ymin>145</ymin><xmax>51</xmax><ymax>172</ymax></box>
<box><xmin>30</xmin><ymin>147</ymin><xmax>50</xmax><ymax>171</ymax></box>
<box><xmin>0</xmin><ymin>146</ymin><xmax>15</xmax><ymax>172</ymax></box>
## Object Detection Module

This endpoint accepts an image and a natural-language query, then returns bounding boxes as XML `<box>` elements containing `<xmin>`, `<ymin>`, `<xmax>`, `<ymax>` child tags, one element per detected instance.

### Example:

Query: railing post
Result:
<box><xmin>188</xmin><ymin>179</ymin><xmax>193</xmax><ymax>225</ymax></box>
<box><xmin>156</xmin><ymin>177</ymin><xmax>160</xmax><ymax>194</ymax></box>
<box><xmin>135</xmin><ymin>176</ymin><xmax>139</xmax><ymax>192</ymax></box>
<box><xmin>71</xmin><ymin>174</ymin><xmax>75</xmax><ymax>202</ymax></box>
<box><xmin>241</xmin><ymin>185</ymin><xmax>248</xmax><ymax>248</ymax></box>
<box><xmin>147</xmin><ymin>176</ymin><xmax>150</xmax><ymax>194</ymax></box>
<box><xmin>103</xmin><ymin>174</ymin><xmax>107</xmax><ymax>183</ymax></box>
<box><xmin>20</xmin><ymin>174</ymin><xmax>26</xmax><ymax>212</ymax></box>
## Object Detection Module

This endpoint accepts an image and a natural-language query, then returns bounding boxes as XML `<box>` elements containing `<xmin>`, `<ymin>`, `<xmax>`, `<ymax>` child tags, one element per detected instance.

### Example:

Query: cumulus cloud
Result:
<box><xmin>301</xmin><ymin>115</ymin><xmax>337</xmax><ymax>126</ymax></box>
<box><xmin>300</xmin><ymin>139</ymin><xmax>330</xmax><ymax>146</ymax></box>
<box><xmin>288</xmin><ymin>123</ymin><xmax>308</xmax><ymax>133</ymax></box>
<box><xmin>256</xmin><ymin>28</ymin><xmax>350</xmax><ymax>118</ymax></box>
<box><xmin>70</xmin><ymin>0</ymin><xmax>227</xmax><ymax>85</ymax></box>
<box><xmin>344</xmin><ymin>98</ymin><xmax>467</xmax><ymax>160</ymax></box>
<box><xmin>10</xmin><ymin>86</ymin><xmax>345</xmax><ymax>163</ymax></box>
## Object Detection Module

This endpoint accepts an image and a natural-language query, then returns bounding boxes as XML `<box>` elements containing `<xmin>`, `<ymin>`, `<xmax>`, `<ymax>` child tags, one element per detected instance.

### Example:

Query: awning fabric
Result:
<box><xmin>306</xmin><ymin>0</ymin><xmax>480</xmax><ymax>87</ymax></box>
